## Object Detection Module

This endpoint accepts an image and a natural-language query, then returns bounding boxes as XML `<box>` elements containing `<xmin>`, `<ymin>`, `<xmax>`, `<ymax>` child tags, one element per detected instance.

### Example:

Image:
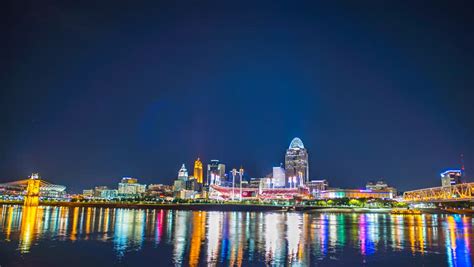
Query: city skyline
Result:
<box><xmin>2</xmin><ymin>1</ymin><xmax>474</xmax><ymax>266</ymax></box>
<box><xmin>0</xmin><ymin>135</ymin><xmax>467</xmax><ymax>194</ymax></box>
<box><xmin>3</xmin><ymin>1</ymin><xmax>473</xmax><ymax>193</ymax></box>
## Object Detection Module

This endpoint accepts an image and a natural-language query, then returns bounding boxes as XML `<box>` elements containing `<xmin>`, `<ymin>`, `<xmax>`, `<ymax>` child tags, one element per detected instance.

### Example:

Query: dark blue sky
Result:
<box><xmin>2</xmin><ymin>1</ymin><xmax>473</xmax><ymax>192</ymax></box>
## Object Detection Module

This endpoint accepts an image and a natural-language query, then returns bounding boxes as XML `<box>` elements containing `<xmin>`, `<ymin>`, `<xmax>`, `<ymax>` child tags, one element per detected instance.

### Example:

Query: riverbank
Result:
<box><xmin>1</xmin><ymin>200</ymin><xmax>471</xmax><ymax>214</ymax></box>
<box><xmin>0</xmin><ymin>201</ymin><xmax>391</xmax><ymax>212</ymax></box>
<box><xmin>0</xmin><ymin>200</ymin><xmax>289</xmax><ymax>211</ymax></box>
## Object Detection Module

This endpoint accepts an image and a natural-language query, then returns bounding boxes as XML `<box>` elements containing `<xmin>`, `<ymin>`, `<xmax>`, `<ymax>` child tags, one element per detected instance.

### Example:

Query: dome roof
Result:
<box><xmin>289</xmin><ymin>137</ymin><xmax>304</xmax><ymax>149</ymax></box>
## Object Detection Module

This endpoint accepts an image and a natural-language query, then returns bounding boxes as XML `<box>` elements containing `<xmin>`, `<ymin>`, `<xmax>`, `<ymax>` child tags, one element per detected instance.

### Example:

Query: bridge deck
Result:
<box><xmin>0</xmin><ymin>179</ymin><xmax>66</xmax><ymax>191</ymax></box>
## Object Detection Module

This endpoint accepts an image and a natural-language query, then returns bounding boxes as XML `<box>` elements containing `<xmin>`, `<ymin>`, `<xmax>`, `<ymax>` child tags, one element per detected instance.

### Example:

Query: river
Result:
<box><xmin>0</xmin><ymin>205</ymin><xmax>472</xmax><ymax>266</ymax></box>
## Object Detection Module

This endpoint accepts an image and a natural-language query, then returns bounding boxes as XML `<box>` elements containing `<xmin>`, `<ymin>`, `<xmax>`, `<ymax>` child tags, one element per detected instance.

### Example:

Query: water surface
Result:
<box><xmin>0</xmin><ymin>205</ymin><xmax>472</xmax><ymax>266</ymax></box>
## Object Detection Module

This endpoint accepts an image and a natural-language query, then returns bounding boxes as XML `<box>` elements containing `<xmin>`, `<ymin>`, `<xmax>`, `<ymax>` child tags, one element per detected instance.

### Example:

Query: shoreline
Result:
<box><xmin>1</xmin><ymin>200</ymin><xmax>470</xmax><ymax>214</ymax></box>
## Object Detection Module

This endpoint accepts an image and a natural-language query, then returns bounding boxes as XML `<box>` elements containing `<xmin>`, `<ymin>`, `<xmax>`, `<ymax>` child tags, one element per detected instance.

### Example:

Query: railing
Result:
<box><xmin>403</xmin><ymin>182</ymin><xmax>474</xmax><ymax>202</ymax></box>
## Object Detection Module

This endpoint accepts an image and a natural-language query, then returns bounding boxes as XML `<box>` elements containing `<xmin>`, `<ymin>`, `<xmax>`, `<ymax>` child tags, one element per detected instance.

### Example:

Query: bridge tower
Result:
<box><xmin>24</xmin><ymin>173</ymin><xmax>41</xmax><ymax>206</ymax></box>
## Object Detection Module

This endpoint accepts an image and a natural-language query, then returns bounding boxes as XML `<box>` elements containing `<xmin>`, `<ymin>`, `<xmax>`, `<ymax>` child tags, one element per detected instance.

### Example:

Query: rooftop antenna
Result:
<box><xmin>460</xmin><ymin>153</ymin><xmax>465</xmax><ymax>178</ymax></box>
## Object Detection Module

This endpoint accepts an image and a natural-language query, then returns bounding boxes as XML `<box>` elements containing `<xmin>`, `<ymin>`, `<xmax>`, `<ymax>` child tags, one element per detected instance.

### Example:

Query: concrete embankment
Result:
<box><xmin>0</xmin><ymin>201</ymin><xmax>365</xmax><ymax>212</ymax></box>
<box><xmin>2</xmin><ymin>200</ymin><xmax>470</xmax><ymax>214</ymax></box>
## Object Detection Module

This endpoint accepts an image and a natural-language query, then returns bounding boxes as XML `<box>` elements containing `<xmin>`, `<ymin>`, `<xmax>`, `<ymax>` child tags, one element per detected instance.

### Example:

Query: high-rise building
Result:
<box><xmin>186</xmin><ymin>178</ymin><xmax>201</xmax><ymax>192</ymax></box>
<box><xmin>440</xmin><ymin>169</ymin><xmax>462</xmax><ymax>187</ymax></box>
<box><xmin>101</xmin><ymin>189</ymin><xmax>118</xmax><ymax>199</ymax></box>
<box><xmin>194</xmin><ymin>158</ymin><xmax>203</xmax><ymax>184</ymax></box>
<box><xmin>172</xmin><ymin>163</ymin><xmax>202</xmax><ymax>198</ymax></box>
<box><xmin>93</xmin><ymin>186</ymin><xmax>108</xmax><ymax>197</ymax></box>
<box><xmin>174</xmin><ymin>164</ymin><xmax>189</xmax><ymax>192</ymax></box>
<box><xmin>178</xmin><ymin>164</ymin><xmax>188</xmax><ymax>181</ymax></box>
<box><xmin>285</xmin><ymin>137</ymin><xmax>309</xmax><ymax>186</ymax></box>
<box><xmin>366</xmin><ymin>180</ymin><xmax>397</xmax><ymax>196</ymax></box>
<box><xmin>207</xmin><ymin>160</ymin><xmax>226</xmax><ymax>185</ymax></box>
<box><xmin>118</xmin><ymin>177</ymin><xmax>146</xmax><ymax>196</ymax></box>
<box><xmin>272</xmin><ymin>166</ymin><xmax>286</xmax><ymax>188</ymax></box>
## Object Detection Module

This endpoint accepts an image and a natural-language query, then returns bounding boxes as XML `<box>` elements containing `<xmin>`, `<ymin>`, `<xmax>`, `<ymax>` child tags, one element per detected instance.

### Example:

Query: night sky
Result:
<box><xmin>2</xmin><ymin>1</ymin><xmax>474</xmax><ymax>193</ymax></box>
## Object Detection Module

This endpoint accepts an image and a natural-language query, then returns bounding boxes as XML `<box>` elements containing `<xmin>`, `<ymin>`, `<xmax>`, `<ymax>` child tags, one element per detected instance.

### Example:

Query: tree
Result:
<box><xmin>349</xmin><ymin>199</ymin><xmax>361</xmax><ymax>207</ymax></box>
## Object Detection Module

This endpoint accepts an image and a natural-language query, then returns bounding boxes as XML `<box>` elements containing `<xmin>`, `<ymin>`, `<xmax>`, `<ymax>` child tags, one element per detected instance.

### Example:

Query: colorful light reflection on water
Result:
<box><xmin>0</xmin><ymin>205</ymin><xmax>472</xmax><ymax>266</ymax></box>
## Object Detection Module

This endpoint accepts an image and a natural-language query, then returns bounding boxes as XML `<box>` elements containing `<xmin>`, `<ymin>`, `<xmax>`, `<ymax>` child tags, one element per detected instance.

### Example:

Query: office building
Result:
<box><xmin>272</xmin><ymin>166</ymin><xmax>286</xmax><ymax>188</ymax></box>
<box><xmin>366</xmin><ymin>180</ymin><xmax>397</xmax><ymax>196</ymax></box>
<box><xmin>147</xmin><ymin>184</ymin><xmax>173</xmax><ymax>197</ymax></box>
<box><xmin>186</xmin><ymin>177</ymin><xmax>201</xmax><ymax>192</ymax></box>
<box><xmin>174</xmin><ymin>164</ymin><xmax>190</xmax><ymax>194</ymax></box>
<box><xmin>307</xmin><ymin>180</ymin><xmax>328</xmax><ymax>194</ymax></box>
<box><xmin>93</xmin><ymin>186</ymin><xmax>109</xmax><ymax>197</ymax></box>
<box><xmin>118</xmin><ymin>177</ymin><xmax>146</xmax><ymax>196</ymax></box>
<box><xmin>194</xmin><ymin>158</ymin><xmax>204</xmax><ymax>184</ymax></box>
<box><xmin>178</xmin><ymin>164</ymin><xmax>188</xmax><ymax>181</ymax></box>
<box><xmin>207</xmin><ymin>160</ymin><xmax>226</xmax><ymax>185</ymax></box>
<box><xmin>82</xmin><ymin>189</ymin><xmax>94</xmax><ymax>198</ymax></box>
<box><xmin>440</xmin><ymin>169</ymin><xmax>462</xmax><ymax>187</ymax></box>
<box><xmin>285</xmin><ymin>137</ymin><xmax>309</xmax><ymax>186</ymax></box>
<box><xmin>101</xmin><ymin>189</ymin><xmax>118</xmax><ymax>199</ymax></box>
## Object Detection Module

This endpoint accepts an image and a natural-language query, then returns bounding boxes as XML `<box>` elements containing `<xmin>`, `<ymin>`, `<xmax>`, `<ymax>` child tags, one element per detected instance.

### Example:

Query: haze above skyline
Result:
<box><xmin>2</xmin><ymin>1</ymin><xmax>473</xmax><ymax>192</ymax></box>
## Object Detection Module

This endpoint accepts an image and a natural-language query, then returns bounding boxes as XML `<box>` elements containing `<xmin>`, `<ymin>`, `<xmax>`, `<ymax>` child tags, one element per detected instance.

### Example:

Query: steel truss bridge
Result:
<box><xmin>0</xmin><ymin>179</ymin><xmax>66</xmax><ymax>192</ymax></box>
<box><xmin>403</xmin><ymin>182</ymin><xmax>474</xmax><ymax>203</ymax></box>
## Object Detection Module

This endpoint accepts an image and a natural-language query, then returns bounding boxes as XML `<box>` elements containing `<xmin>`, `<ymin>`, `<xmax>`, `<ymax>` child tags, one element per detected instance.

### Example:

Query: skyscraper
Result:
<box><xmin>207</xmin><ymin>160</ymin><xmax>226</xmax><ymax>185</ymax></box>
<box><xmin>285</xmin><ymin>137</ymin><xmax>309</xmax><ymax>186</ymax></box>
<box><xmin>272</xmin><ymin>166</ymin><xmax>286</xmax><ymax>188</ymax></box>
<box><xmin>178</xmin><ymin>164</ymin><xmax>188</xmax><ymax>181</ymax></box>
<box><xmin>194</xmin><ymin>158</ymin><xmax>203</xmax><ymax>184</ymax></box>
<box><xmin>174</xmin><ymin>164</ymin><xmax>189</xmax><ymax>192</ymax></box>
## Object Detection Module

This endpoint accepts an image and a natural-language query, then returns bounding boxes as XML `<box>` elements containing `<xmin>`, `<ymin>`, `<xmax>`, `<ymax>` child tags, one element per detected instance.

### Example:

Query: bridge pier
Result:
<box><xmin>24</xmin><ymin>174</ymin><xmax>41</xmax><ymax>206</ymax></box>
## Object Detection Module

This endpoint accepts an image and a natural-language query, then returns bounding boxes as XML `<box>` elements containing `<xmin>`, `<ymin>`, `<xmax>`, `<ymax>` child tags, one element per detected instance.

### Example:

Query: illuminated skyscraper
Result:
<box><xmin>174</xmin><ymin>164</ymin><xmax>189</xmax><ymax>192</ymax></box>
<box><xmin>194</xmin><ymin>158</ymin><xmax>203</xmax><ymax>184</ymax></box>
<box><xmin>207</xmin><ymin>160</ymin><xmax>226</xmax><ymax>185</ymax></box>
<box><xmin>178</xmin><ymin>164</ymin><xmax>188</xmax><ymax>181</ymax></box>
<box><xmin>272</xmin><ymin>166</ymin><xmax>285</xmax><ymax>188</ymax></box>
<box><xmin>285</xmin><ymin>137</ymin><xmax>309</xmax><ymax>185</ymax></box>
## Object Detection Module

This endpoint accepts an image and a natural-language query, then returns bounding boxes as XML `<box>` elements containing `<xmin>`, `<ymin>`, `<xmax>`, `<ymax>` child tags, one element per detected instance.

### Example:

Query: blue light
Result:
<box><xmin>440</xmin><ymin>169</ymin><xmax>462</xmax><ymax>177</ymax></box>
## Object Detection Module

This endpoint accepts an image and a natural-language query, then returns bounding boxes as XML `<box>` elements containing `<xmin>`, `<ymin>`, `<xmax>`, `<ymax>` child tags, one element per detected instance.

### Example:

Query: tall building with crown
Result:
<box><xmin>174</xmin><ymin>164</ymin><xmax>189</xmax><ymax>192</ymax></box>
<box><xmin>194</xmin><ymin>158</ymin><xmax>203</xmax><ymax>184</ymax></box>
<box><xmin>178</xmin><ymin>164</ymin><xmax>188</xmax><ymax>181</ymax></box>
<box><xmin>285</xmin><ymin>137</ymin><xmax>309</xmax><ymax>186</ymax></box>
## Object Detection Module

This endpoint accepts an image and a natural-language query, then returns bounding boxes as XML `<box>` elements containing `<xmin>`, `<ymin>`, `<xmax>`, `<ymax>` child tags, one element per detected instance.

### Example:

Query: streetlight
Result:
<box><xmin>231</xmin><ymin>168</ymin><xmax>237</xmax><ymax>201</ymax></box>
<box><xmin>298</xmin><ymin>171</ymin><xmax>303</xmax><ymax>187</ymax></box>
<box><xmin>239</xmin><ymin>167</ymin><xmax>244</xmax><ymax>202</ymax></box>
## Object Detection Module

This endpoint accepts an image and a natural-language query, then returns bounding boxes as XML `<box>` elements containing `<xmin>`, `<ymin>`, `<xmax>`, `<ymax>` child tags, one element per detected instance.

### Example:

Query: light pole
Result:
<box><xmin>231</xmin><ymin>168</ymin><xmax>237</xmax><ymax>201</ymax></box>
<box><xmin>239</xmin><ymin>167</ymin><xmax>244</xmax><ymax>201</ymax></box>
<box><xmin>211</xmin><ymin>173</ymin><xmax>217</xmax><ymax>185</ymax></box>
